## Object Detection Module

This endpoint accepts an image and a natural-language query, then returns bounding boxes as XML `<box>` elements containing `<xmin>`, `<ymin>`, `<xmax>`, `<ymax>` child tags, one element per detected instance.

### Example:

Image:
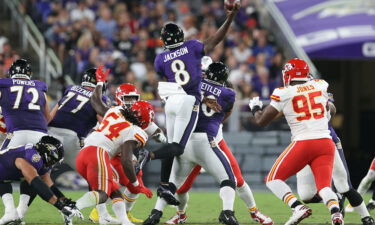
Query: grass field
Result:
<box><xmin>1</xmin><ymin>191</ymin><xmax>373</xmax><ymax>225</ymax></box>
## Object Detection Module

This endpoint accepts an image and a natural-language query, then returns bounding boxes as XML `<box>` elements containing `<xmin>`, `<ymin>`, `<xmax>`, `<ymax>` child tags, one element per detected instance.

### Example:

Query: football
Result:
<box><xmin>224</xmin><ymin>0</ymin><xmax>239</xmax><ymax>10</ymax></box>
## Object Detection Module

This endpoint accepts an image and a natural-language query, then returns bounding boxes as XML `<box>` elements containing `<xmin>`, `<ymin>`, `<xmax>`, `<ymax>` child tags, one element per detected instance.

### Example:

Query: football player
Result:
<box><xmin>0</xmin><ymin>59</ymin><xmax>52</xmax><ymax>223</ymax></box>
<box><xmin>151</xmin><ymin>0</ymin><xmax>241</xmax><ymax>204</ymax></box>
<box><xmin>249</xmin><ymin>58</ymin><xmax>343</xmax><ymax>225</ymax></box>
<box><xmin>74</xmin><ymin>101</ymin><xmax>154</xmax><ymax>225</ymax></box>
<box><xmin>296</xmin><ymin>95</ymin><xmax>374</xmax><ymax>225</ymax></box>
<box><xmin>143</xmin><ymin>62</ymin><xmax>240</xmax><ymax>225</ymax></box>
<box><xmin>0</xmin><ymin>136</ymin><xmax>82</xmax><ymax>224</ymax></box>
<box><xmin>89</xmin><ymin>69</ymin><xmax>167</xmax><ymax>223</ymax></box>
<box><xmin>162</xmin><ymin>62</ymin><xmax>273</xmax><ymax>225</ymax></box>
<box><xmin>346</xmin><ymin>158</ymin><xmax>375</xmax><ymax>212</ymax></box>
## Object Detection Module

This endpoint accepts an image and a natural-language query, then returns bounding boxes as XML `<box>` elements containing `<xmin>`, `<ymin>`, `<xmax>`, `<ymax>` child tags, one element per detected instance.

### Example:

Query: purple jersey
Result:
<box><xmin>49</xmin><ymin>85</ymin><xmax>106</xmax><ymax>138</ymax></box>
<box><xmin>0</xmin><ymin>78</ymin><xmax>47</xmax><ymax>133</ymax></box>
<box><xmin>0</xmin><ymin>144</ymin><xmax>49</xmax><ymax>181</ymax></box>
<box><xmin>195</xmin><ymin>79</ymin><xmax>236</xmax><ymax>137</ymax></box>
<box><xmin>154</xmin><ymin>40</ymin><xmax>204</xmax><ymax>101</ymax></box>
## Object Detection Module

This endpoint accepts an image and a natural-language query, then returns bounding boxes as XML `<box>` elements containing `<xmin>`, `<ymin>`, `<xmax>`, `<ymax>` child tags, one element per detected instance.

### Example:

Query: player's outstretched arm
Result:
<box><xmin>120</xmin><ymin>141</ymin><xmax>153</xmax><ymax>198</ymax></box>
<box><xmin>253</xmin><ymin>105</ymin><xmax>279</xmax><ymax>127</ymax></box>
<box><xmin>203</xmin><ymin>1</ymin><xmax>240</xmax><ymax>53</ymax></box>
<box><xmin>15</xmin><ymin>158</ymin><xmax>83</xmax><ymax>218</ymax></box>
<box><xmin>90</xmin><ymin>66</ymin><xmax>111</xmax><ymax>116</ymax></box>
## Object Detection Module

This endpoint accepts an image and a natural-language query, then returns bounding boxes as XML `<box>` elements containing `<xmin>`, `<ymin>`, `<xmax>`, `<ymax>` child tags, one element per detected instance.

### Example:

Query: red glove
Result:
<box><xmin>127</xmin><ymin>182</ymin><xmax>153</xmax><ymax>198</ymax></box>
<box><xmin>96</xmin><ymin>65</ymin><xmax>110</xmax><ymax>83</ymax></box>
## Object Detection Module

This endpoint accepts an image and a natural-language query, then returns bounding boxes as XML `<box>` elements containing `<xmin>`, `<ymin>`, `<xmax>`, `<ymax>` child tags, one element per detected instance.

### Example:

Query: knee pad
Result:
<box><xmin>170</xmin><ymin>143</ymin><xmax>184</xmax><ymax>156</ymax></box>
<box><xmin>0</xmin><ymin>182</ymin><xmax>12</xmax><ymax>196</ymax></box>
<box><xmin>343</xmin><ymin>188</ymin><xmax>363</xmax><ymax>207</ymax></box>
<box><xmin>220</xmin><ymin>180</ymin><xmax>235</xmax><ymax>189</ymax></box>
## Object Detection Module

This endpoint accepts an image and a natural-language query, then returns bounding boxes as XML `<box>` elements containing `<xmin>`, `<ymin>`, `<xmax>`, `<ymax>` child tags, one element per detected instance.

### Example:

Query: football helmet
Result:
<box><xmin>9</xmin><ymin>59</ymin><xmax>32</xmax><ymax>80</ymax></box>
<box><xmin>282</xmin><ymin>58</ymin><xmax>310</xmax><ymax>86</ymax></box>
<box><xmin>115</xmin><ymin>83</ymin><xmax>140</xmax><ymax>107</ymax></box>
<box><xmin>35</xmin><ymin>136</ymin><xmax>64</xmax><ymax>167</ymax></box>
<box><xmin>122</xmin><ymin>101</ymin><xmax>154</xmax><ymax>129</ymax></box>
<box><xmin>205</xmin><ymin>62</ymin><xmax>229</xmax><ymax>85</ymax></box>
<box><xmin>81</xmin><ymin>68</ymin><xmax>97</xmax><ymax>88</ymax></box>
<box><xmin>161</xmin><ymin>23</ymin><xmax>184</xmax><ymax>49</ymax></box>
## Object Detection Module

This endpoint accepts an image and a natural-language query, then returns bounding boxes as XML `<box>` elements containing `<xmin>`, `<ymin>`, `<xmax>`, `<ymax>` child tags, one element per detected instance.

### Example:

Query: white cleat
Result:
<box><xmin>331</xmin><ymin>212</ymin><xmax>344</xmax><ymax>225</ymax></box>
<box><xmin>0</xmin><ymin>211</ymin><xmax>20</xmax><ymax>225</ymax></box>
<box><xmin>164</xmin><ymin>212</ymin><xmax>187</xmax><ymax>224</ymax></box>
<box><xmin>284</xmin><ymin>205</ymin><xmax>312</xmax><ymax>225</ymax></box>
<box><xmin>99</xmin><ymin>213</ymin><xmax>121</xmax><ymax>225</ymax></box>
<box><xmin>344</xmin><ymin>204</ymin><xmax>354</xmax><ymax>213</ymax></box>
<box><xmin>250</xmin><ymin>210</ymin><xmax>273</xmax><ymax>225</ymax></box>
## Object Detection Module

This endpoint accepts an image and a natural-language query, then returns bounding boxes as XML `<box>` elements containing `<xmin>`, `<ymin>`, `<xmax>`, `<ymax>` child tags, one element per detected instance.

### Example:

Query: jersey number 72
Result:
<box><xmin>292</xmin><ymin>91</ymin><xmax>325</xmax><ymax>121</ymax></box>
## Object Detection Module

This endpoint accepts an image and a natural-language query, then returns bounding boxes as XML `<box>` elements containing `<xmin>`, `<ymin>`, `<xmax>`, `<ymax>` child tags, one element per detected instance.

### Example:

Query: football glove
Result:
<box><xmin>153</xmin><ymin>131</ymin><xmax>167</xmax><ymax>143</ymax></box>
<box><xmin>249</xmin><ymin>96</ymin><xmax>263</xmax><ymax>115</ymax></box>
<box><xmin>60</xmin><ymin>205</ymin><xmax>84</xmax><ymax>221</ymax></box>
<box><xmin>96</xmin><ymin>65</ymin><xmax>110</xmax><ymax>83</ymax></box>
<box><xmin>127</xmin><ymin>182</ymin><xmax>153</xmax><ymax>198</ymax></box>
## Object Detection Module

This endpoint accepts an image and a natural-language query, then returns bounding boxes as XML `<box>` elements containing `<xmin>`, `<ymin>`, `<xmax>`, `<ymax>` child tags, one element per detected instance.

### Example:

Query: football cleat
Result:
<box><xmin>143</xmin><ymin>209</ymin><xmax>163</xmax><ymax>225</ymax></box>
<box><xmin>127</xmin><ymin>212</ymin><xmax>144</xmax><ymax>223</ymax></box>
<box><xmin>99</xmin><ymin>213</ymin><xmax>121</xmax><ymax>224</ymax></box>
<box><xmin>361</xmin><ymin>216</ymin><xmax>375</xmax><ymax>225</ymax></box>
<box><xmin>218</xmin><ymin>210</ymin><xmax>239</xmax><ymax>225</ymax></box>
<box><xmin>157</xmin><ymin>184</ymin><xmax>180</xmax><ymax>206</ymax></box>
<box><xmin>367</xmin><ymin>199</ymin><xmax>375</xmax><ymax>211</ymax></box>
<box><xmin>331</xmin><ymin>212</ymin><xmax>344</xmax><ymax>225</ymax></box>
<box><xmin>337</xmin><ymin>193</ymin><xmax>345</xmax><ymax>218</ymax></box>
<box><xmin>89</xmin><ymin>208</ymin><xmax>99</xmax><ymax>223</ymax></box>
<box><xmin>285</xmin><ymin>205</ymin><xmax>312</xmax><ymax>225</ymax></box>
<box><xmin>344</xmin><ymin>204</ymin><xmax>354</xmax><ymax>213</ymax></box>
<box><xmin>164</xmin><ymin>212</ymin><xmax>187</xmax><ymax>224</ymax></box>
<box><xmin>250</xmin><ymin>209</ymin><xmax>273</xmax><ymax>225</ymax></box>
<box><xmin>0</xmin><ymin>211</ymin><xmax>20</xmax><ymax>225</ymax></box>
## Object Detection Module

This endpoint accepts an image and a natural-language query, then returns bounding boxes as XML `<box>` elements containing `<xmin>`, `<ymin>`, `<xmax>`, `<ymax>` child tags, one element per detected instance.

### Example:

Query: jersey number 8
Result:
<box><xmin>171</xmin><ymin>59</ymin><xmax>190</xmax><ymax>86</ymax></box>
<box><xmin>292</xmin><ymin>91</ymin><xmax>325</xmax><ymax>121</ymax></box>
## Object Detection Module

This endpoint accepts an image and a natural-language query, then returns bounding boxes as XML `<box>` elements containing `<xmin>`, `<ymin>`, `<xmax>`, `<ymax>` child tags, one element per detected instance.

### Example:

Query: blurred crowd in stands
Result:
<box><xmin>0</xmin><ymin>29</ymin><xmax>19</xmax><ymax>79</ymax></box>
<box><xmin>2</xmin><ymin>0</ymin><xmax>287</xmax><ymax>130</ymax></box>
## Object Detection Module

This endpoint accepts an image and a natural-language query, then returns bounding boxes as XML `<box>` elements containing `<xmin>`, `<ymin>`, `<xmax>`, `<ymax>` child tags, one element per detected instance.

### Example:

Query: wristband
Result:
<box><xmin>132</xmin><ymin>180</ymin><xmax>139</xmax><ymax>187</ymax></box>
<box><xmin>54</xmin><ymin>199</ymin><xmax>64</xmax><ymax>210</ymax></box>
<box><xmin>251</xmin><ymin>105</ymin><xmax>261</xmax><ymax>116</ymax></box>
<box><xmin>97</xmin><ymin>82</ymin><xmax>104</xmax><ymax>86</ymax></box>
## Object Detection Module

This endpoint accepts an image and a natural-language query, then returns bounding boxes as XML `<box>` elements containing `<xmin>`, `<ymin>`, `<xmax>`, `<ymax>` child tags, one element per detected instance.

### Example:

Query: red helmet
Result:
<box><xmin>282</xmin><ymin>58</ymin><xmax>310</xmax><ymax>86</ymax></box>
<box><xmin>115</xmin><ymin>83</ymin><xmax>140</xmax><ymax>106</ymax></box>
<box><xmin>128</xmin><ymin>101</ymin><xmax>154</xmax><ymax>129</ymax></box>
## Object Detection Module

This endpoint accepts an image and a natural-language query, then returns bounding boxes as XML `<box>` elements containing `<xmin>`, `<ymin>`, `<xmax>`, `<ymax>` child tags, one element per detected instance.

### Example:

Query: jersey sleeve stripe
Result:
<box><xmin>270</xmin><ymin>95</ymin><xmax>281</xmax><ymax>102</ymax></box>
<box><xmin>135</xmin><ymin>134</ymin><xmax>146</xmax><ymax>146</ymax></box>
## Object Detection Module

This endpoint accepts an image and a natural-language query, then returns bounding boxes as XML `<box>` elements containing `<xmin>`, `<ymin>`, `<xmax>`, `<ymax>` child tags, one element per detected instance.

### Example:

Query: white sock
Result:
<box><xmin>220</xmin><ymin>186</ymin><xmax>235</xmax><ymax>211</ymax></box>
<box><xmin>154</xmin><ymin>197</ymin><xmax>167</xmax><ymax>212</ymax></box>
<box><xmin>2</xmin><ymin>193</ymin><xmax>16</xmax><ymax>214</ymax></box>
<box><xmin>266</xmin><ymin>179</ymin><xmax>298</xmax><ymax>208</ymax></box>
<box><xmin>96</xmin><ymin>203</ymin><xmax>109</xmax><ymax>217</ymax></box>
<box><xmin>357</xmin><ymin>170</ymin><xmax>375</xmax><ymax>196</ymax></box>
<box><xmin>177</xmin><ymin>193</ymin><xmax>189</xmax><ymax>213</ymax></box>
<box><xmin>112</xmin><ymin>198</ymin><xmax>130</xmax><ymax>223</ymax></box>
<box><xmin>76</xmin><ymin>191</ymin><xmax>99</xmax><ymax>210</ymax></box>
<box><xmin>319</xmin><ymin>187</ymin><xmax>339</xmax><ymax>212</ymax></box>
<box><xmin>17</xmin><ymin>194</ymin><xmax>30</xmax><ymax>218</ymax></box>
<box><xmin>353</xmin><ymin>202</ymin><xmax>370</xmax><ymax>218</ymax></box>
<box><xmin>123</xmin><ymin>188</ymin><xmax>139</xmax><ymax>212</ymax></box>
<box><xmin>236</xmin><ymin>182</ymin><xmax>256</xmax><ymax>210</ymax></box>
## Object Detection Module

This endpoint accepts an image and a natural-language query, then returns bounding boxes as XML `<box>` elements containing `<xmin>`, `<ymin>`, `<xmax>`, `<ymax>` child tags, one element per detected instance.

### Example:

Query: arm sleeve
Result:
<box><xmin>224</xmin><ymin>90</ymin><xmax>236</xmax><ymax>113</ymax></box>
<box><xmin>269</xmin><ymin>88</ymin><xmax>286</xmax><ymax>112</ymax></box>
<box><xmin>191</xmin><ymin>40</ymin><xmax>205</xmax><ymax>58</ymax></box>
<box><xmin>144</xmin><ymin>122</ymin><xmax>159</xmax><ymax>136</ymax></box>
<box><xmin>126</xmin><ymin>126</ymin><xmax>148</xmax><ymax>148</ymax></box>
